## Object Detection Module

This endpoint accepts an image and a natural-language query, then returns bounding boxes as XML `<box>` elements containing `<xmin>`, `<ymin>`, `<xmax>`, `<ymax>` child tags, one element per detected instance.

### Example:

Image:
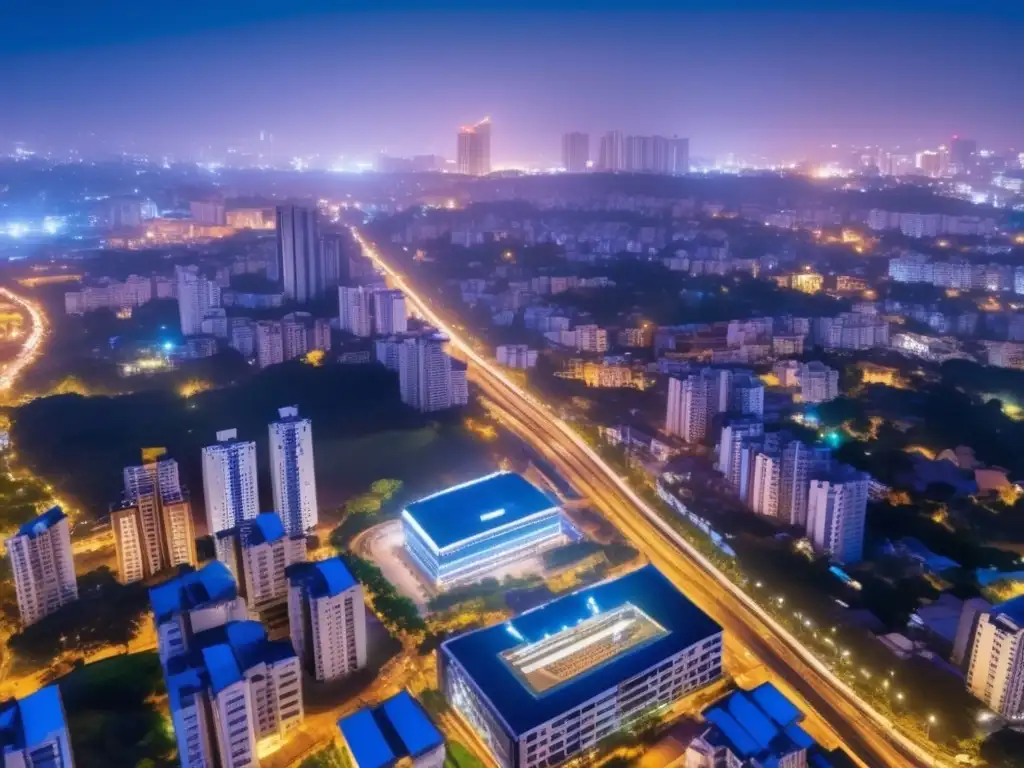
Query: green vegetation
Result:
<box><xmin>299</xmin><ymin>743</ymin><xmax>352</xmax><ymax>768</ymax></box>
<box><xmin>0</xmin><ymin>454</ymin><xmax>54</xmax><ymax>540</ymax></box>
<box><xmin>8</xmin><ymin>567</ymin><xmax>149</xmax><ymax>671</ymax></box>
<box><xmin>328</xmin><ymin>478</ymin><xmax>404</xmax><ymax>549</ymax></box>
<box><xmin>980</xmin><ymin>728</ymin><xmax>1024</xmax><ymax>767</ymax></box>
<box><xmin>59</xmin><ymin>651</ymin><xmax>175</xmax><ymax>768</ymax></box>
<box><xmin>444</xmin><ymin>741</ymin><xmax>487</xmax><ymax>768</ymax></box>
<box><xmin>427</xmin><ymin>574</ymin><xmax>543</xmax><ymax>613</ymax></box>
<box><xmin>542</xmin><ymin>540</ymin><xmax>638</xmax><ymax>570</ymax></box>
<box><xmin>339</xmin><ymin>553</ymin><xmax>426</xmax><ymax>635</ymax></box>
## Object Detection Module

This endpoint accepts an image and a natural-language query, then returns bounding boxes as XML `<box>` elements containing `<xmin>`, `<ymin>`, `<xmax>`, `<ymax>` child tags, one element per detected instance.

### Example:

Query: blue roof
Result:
<box><xmin>15</xmin><ymin>506</ymin><xmax>67</xmax><ymax>538</ymax></box>
<box><xmin>0</xmin><ymin>685</ymin><xmax>67</xmax><ymax>752</ymax></box>
<box><xmin>726</xmin><ymin>692</ymin><xmax>779</xmax><ymax>751</ymax></box>
<box><xmin>380</xmin><ymin>691</ymin><xmax>444</xmax><ymax>758</ymax></box>
<box><xmin>996</xmin><ymin>594</ymin><xmax>1024</xmax><ymax>626</ymax></box>
<box><xmin>247</xmin><ymin>512</ymin><xmax>286</xmax><ymax>546</ymax></box>
<box><xmin>705</xmin><ymin>708</ymin><xmax>760</xmax><ymax>757</ymax></box>
<box><xmin>339</xmin><ymin>691</ymin><xmax>443</xmax><ymax>768</ymax></box>
<box><xmin>441</xmin><ymin>565</ymin><xmax>721</xmax><ymax>736</ymax></box>
<box><xmin>404</xmin><ymin>472</ymin><xmax>558</xmax><ymax>551</ymax></box>
<box><xmin>149</xmin><ymin>561</ymin><xmax>238</xmax><ymax>623</ymax></box>
<box><xmin>339</xmin><ymin>710</ymin><xmax>395</xmax><ymax>768</ymax></box>
<box><xmin>286</xmin><ymin>557</ymin><xmax>357</xmax><ymax>598</ymax></box>
<box><xmin>203</xmin><ymin>644</ymin><xmax>243</xmax><ymax>695</ymax></box>
<box><xmin>750</xmin><ymin>682</ymin><xmax>802</xmax><ymax>727</ymax></box>
<box><xmin>702</xmin><ymin>684</ymin><xmax>814</xmax><ymax>763</ymax></box>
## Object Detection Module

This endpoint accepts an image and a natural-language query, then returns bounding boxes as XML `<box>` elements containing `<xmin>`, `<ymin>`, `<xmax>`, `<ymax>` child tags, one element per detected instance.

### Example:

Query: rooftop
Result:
<box><xmin>338</xmin><ymin>690</ymin><xmax>443</xmax><ymax>768</ymax></box>
<box><xmin>149</xmin><ymin>561</ymin><xmax>238</xmax><ymax>623</ymax></box>
<box><xmin>286</xmin><ymin>557</ymin><xmax>358</xmax><ymax>599</ymax></box>
<box><xmin>14</xmin><ymin>506</ymin><xmax>67</xmax><ymax>539</ymax></box>
<box><xmin>246</xmin><ymin>511</ymin><xmax>286</xmax><ymax>546</ymax></box>
<box><xmin>994</xmin><ymin>594</ymin><xmax>1024</xmax><ymax>628</ymax></box>
<box><xmin>702</xmin><ymin>683</ymin><xmax>814</xmax><ymax>764</ymax></box>
<box><xmin>404</xmin><ymin>472</ymin><xmax>558</xmax><ymax>552</ymax></box>
<box><xmin>0</xmin><ymin>685</ymin><xmax>66</xmax><ymax>752</ymax></box>
<box><xmin>441</xmin><ymin>565</ymin><xmax>721</xmax><ymax>736</ymax></box>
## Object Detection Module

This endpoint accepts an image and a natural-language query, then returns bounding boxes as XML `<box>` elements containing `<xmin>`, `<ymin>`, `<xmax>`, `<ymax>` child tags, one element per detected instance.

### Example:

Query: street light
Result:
<box><xmin>926</xmin><ymin>714</ymin><xmax>937</xmax><ymax>739</ymax></box>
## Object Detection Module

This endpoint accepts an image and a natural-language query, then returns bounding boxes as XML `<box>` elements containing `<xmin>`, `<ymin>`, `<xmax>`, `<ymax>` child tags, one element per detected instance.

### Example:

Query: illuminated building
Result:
<box><xmin>574</xmin><ymin>324</ymin><xmax>608</xmax><ymax>353</ymax></box>
<box><xmin>176</xmin><ymin>265</ymin><xmax>222</xmax><ymax>336</ymax></box>
<box><xmin>215</xmin><ymin>512</ymin><xmax>306</xmax><ymax>613</ymax></box>
<box><xmin>439</xmin><ymin>565</ymin><xmax>723</xmax><ymax>768</ymax></box>
<box><xmin>397</xmin><ymin>334</ymin><xmax>461</xmax><ymax>413</ymax></box>
<box><xmin>6</xmin><ymin>506</ymin><xmax>78</xmax><ymax>627</ymax></box>
<box><xmin>338</xmin><ymin>691</ymin><xmax>445</xmax><ymax>768</ymax></box>
<box><xmin>806</xmin><ymin>465</ymin><xmax>869</xmax><ymax>564</ymax></box>
<box><xmin>255</xmin><ymin>320</ymin><xmax>284</xmax><ymax>368</ymax></box>
<box><xmin>0</xmin><ymin>685</ymin><xmax>75</xmax><ymax>768</ymax></box>
<box><xmin>796</xmin><ymin>361</ymin><xmax>839</xmax><ymax>404</ymax></box>
<box><xmin>114</xmin><ymin>450</ymin><xmax>197</xmax><ymax>584</ymax></box>
<box><xmin>269</xmin><ymin>407</ymin><xmax>318</xmax><ymax>535</ymax></box>
<box><xmin>789</xmin><ymin>271</ymin><xmax>823</xmax><ymax>294</ymax></box>
<box><xmin>373</xmin><ymin>288</ymin><xmax>408</xmax><ymax>335</ymax></box>
<box><xmin>402</xmin><ymin>472</ymin><xmax>565</xmax><ymax>588</ymax></box>
<box><xmin>718</xmin><ymin>418</ymin><xmax>764</xmax><ymax>495</ymax></box>
<box><xmin>666</xmin><ymin>369</ymin><xmax>731</xmax><ymax>444</ymax></box>
<box><xmin>338</xmin><ymin>285</ymin><xmax>373</xmax><ymax>337</ymax></box>
<box><xmin>561</xmin><ymin>132</ymin><xmax>589</xmax><ymax>173</ymax></box>
<box><xmin>190</xmin><ymin>200</ymin><xmax>226</xmax><ymax>226</ymax></box>
<box><xmin>496</xmin><ymin>344</ymin><xmax>538</xmax><ymax>369</ymax></box>
<box><xmin>457</xmin><ymin>118</ymin><xmax>491</xmax><ymax>176</ymax></box>
<box><xmin>276</xmin><ymin>205</ymin><xmax>326</xmax><ymax>303</ymax></box>
<box><xmin>966</xmin><ymin>597</ymin><xmax>1024</xmax><ymax>718</ymax></box>
<box><xmin>201</xmin><ymin>429</ymin><xmax>259</xmax><ymax>536</ymax></box>
<box><xmin>780</xmin><ymin>440</ymin><xmax>831</xmax><ymax>527</ymax></box>
<box><xmin>64</xmin><ymin>274</ymin><xmax>153</xmax><ymax>316</ymax></box>
<box><xmin>287</xmin><ymin>557</ymin><xmax>367</xmax><ymax>681</ymax></box>
<box><xmin>226</xmin><ymin>208</ymin><xmax>267</xmax><ymax>230</ymax></box>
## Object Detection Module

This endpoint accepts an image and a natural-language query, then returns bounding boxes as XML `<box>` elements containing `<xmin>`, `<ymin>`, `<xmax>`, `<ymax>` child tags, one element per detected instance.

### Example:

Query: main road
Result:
<box><xmin>353</xmin><ymin>229</ymin><xmax>941</xmax><ymax>768</ymax></box>
<box><xmin>0</xmin><ymin>284</ymin><xmax>48</xmax><ymax>392</ymax></box>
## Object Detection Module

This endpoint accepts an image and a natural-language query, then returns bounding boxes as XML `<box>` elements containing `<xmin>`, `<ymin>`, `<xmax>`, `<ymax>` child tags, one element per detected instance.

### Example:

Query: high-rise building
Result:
<box><xmin>574</xmin><ymin>324</ymin><xmax>608</xmax><ymax>353</ymax></box>
<box><xmin>215</xmin><ymin>512</ymin><xmax>306</xmax><ymax>611</ymax></box>
<box><xmin>779</xmin><ymin>441</ymin><xmax>831</xmax><ymax>527</ymax></box>
<box><xmin>717</xmin><ymin>418</ymin><xmax>765</xmax><ymax>493</ymax></box>
<box><xmin>953</xmin><ymin>597</ymin><xmax>991</xmax><ymax>669</ymax></box>
<box><xmin>396</xmin><ymin>334</ymin><xmax>459</xmax><ymax>412</ymax></box>
<box><xmin>190</xmin><ymin>200</ymin><xmax>226</xmax><ymax>226</ymax></box>
<box><xmin>667</xmin><ymin>370</ymin><xmax>730</xmax><ymax>443</ymax></box>
<box><xmin>457</xmin><ymin>118</ymin><xmax>491</xmax><ymax>176</ymax></box>
<box><xmin>950</xmin><ymin>135</ymin><xmax>978</xmax><ymax>173</ymax></box>
<box><xmin>561</xmin><ymin>132</ymin><xmax>590</xmax><ymax>173</ymax></box>
<box><xmin>0</xmin><ymin>685</ymin><xmax>75</xmax><ymax>768</ymax></box>
<box><xmin>318</xmin><ymin>232</ymin><xmax>346</xmax><ymax>290</ymax></box>
<box><xmin>338</xmin><ymin>286</ymin><xmax>373</xmax><ymax>337</ymax></box>
<box><xmin>276</xmin><ymin>205</ymin><xmax>324</xmax><ymax>303</ymax></box>
<box><xmin>373</xmin><ymin>289</ymin><xmax>408</xmax><ymax>335</ymax></box>
<box><xmin>966</xmin><ymin>597</ymin><xmax>1024</xmax><ymax>717</ymax></box>
<box><xmin>149</xmin><ymin>560</ymin><xmax>247</xmax><ymax>664</ymax></box>
<box><xmin>797</xmin><ymin>361</ymin><xmax>840</xmax><ymax>404</ymax></box>
<box><xmin>6</xmin><ymin>506</ymin><xmax>78</xmax><ymax>627</ymax></box>
<box><xmin>287</xmin><ymin>557</ymin><xmax>367</xmax><ymax>681</ymax></box>
<box><xmin>201</xmin><ymin>429</ymin><xmax>259</xmax><ymax>536</ymax></box>
<box><xmin>269</xmin><ymin>406</ymin><xmax>318</xmax><ymax>535</ymax></box>
<box><xmin>597</xmin><ymin>130</ymin><xmax>625</xmax><ymax>171</ymax></box>
<box><xmin>806</xmin><ymin>465</ymin><xmax>869</xmax><ymax>563</ymax></box>
<box><xmin>176</xmin><ymin>265</ymin><xmax>221</xmax><ymax>336</ymax></box>
<box><xmin>281</xmin><ymin>317</ymin><xmax>308</xmax><ymax>361</ymax></box>
<box><xmin>114</xmin><ymin>449</ymin><xmax>197</xmax><ymax>584</ymax></box>
<box><xmin>669</xmin><ymin>136</ymin><xmax>690</xmax><ymax>174</ymax></box>
<box><xmin>749</xmin><ymin>450</ymin><xmax>782</xmax><ymax>519</ymax></box>
<box><xmin>730</xmin><ymin>373</ymin><xmax>765</xmax><ymax>417</ymax></box>
<box><xmin>255</xmin><ymin>321</ymin><xmax>285</xmax><ymax>369</ymax></box>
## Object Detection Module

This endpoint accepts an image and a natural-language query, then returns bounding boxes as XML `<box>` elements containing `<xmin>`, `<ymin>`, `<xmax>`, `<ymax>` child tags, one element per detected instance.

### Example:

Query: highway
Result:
<box><xmin>353</xmin><ymin>229</ymin><xmax>942</xmax><ymax>768</ymax></box>
<box><xmin>0</xmin><ymin>285</ymin><xmax>48</xmax><ymax>392</ymax></box>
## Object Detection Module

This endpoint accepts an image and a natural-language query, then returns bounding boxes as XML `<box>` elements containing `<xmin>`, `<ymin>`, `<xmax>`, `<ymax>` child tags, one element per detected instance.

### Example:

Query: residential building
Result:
<box><xmin>440</xmin><ymin>565</ymin><xmax>723</xmax><ymax>768</ymax></box>
<box><xmin>176</xmin><ymin>265</ymin><xmax>221</xmax><ymax>336</ymax></box>
<box><xmin>749</xmin><ymin>450</ymin><xmax>782</xmax><ymax>519</ymax></box>
<box><xmin>276</xmin><ymin>204</ymin><xmax>324</xmax><ymax>303</ymax></box>
<box><xmin>149</xmin><ymin>560</ymin><xmax>248</xmax><ymax>664</ymax></box>
<box><xmin>215</xmin><ymin>512</ymin><xmax>306</xmax><ymax>613</ymax></box>
<box><xmin>730</xmin><ymin>373</ymin><xmax>765</xmax><ymax>417</ymax></box>
<box><xmin>451</xmin><ymin>359</ymin><xmax>469</xmax><ymax>407</ymax></box>
<box><xmin>561</xmin><ymin>132</ymin><xmax>589</xmax><ymax>173</ymax></box>
<box><xmin>667</xmin><ymin>369</ymin><xmax>731</xmax><ymax>443</ymax></box>
<box><xmin>797</xmin><ymin>361</ymin><xmax>840</xmax><ymax>403</ymax></box>
<box><xmin>952</xmin><ymin>597</ymin><xmax>992</xmax><ymax>669</ymax></box>
<box><xmin>598</xmin><ymin>130</ymin><xmax>625</xmax><ymax>171</ymax></box>
<box><xmin>286</xmin><ymin>557</ymin><xmax>367</xmax><ymax>681</ymax></box>
<box><xmin>718</xmin><ymin>419</ymin><xmax>765</xmax><ymax>494</ymax></box>
<box><xmin>966</xmin><ymin>597</ymin><xmax>1024</xmax><ymax>717</ymax></box>
<box><xmin>114</xmin><ymin>449</ymin><xmax>197</xmax><ymax>584</ymax></box>
<box><xmin>575</xmin><ymin>324</ymin><xmax>608</xmax><ymax>353</ymax></box>
<box><xmin>398</xmin><ymin>334</ymin><xmax>458</xmax><ymax>412</ymax></box>
<box><xmin>806</xmin><ymin>465</ymin><xmax>870</xmax><ymax>563</ymax></box>
<box><xmin>457</xmin><ymin>118</ymin><xmax>491</xmax><ymax>176</ymax></box>
<box><xmin>373</xmin><ymin>289</ymin><xmax>408</xmax><ymax>335</ymax></box>
<box><xmin>201</xmin><ymin>429</ymin><xmax>259</xmax><ymax>536</ymax></box>
<box><xmin>269</xmin><ymin>406</ymin><xmax>318</xmax><ymax>535</ymax></box>
<box><xmin>338</xmin><ymin>691</ymin><xmax>445</xmax><ymax>768</ymax></box>
<box><xmin>496</xmin><ymin>344</ymin><xmax>538</xmax><ymax>369</ymax></box>
<box><xmin>338</xmin><ymin>286</ymin><xmax>373</xmax><ymax>337</ymax></box>
<box><xmin>255</xmin><ymin>321</ymin><xmax>285</xmax><ymax>368</ymax></box>
<box><xmin>6</xmin><ymin>507</ymin><xmax>77</xmax><ymax>627</ymax></box>
<box><xmin>780</xmin><ymin>441</ymin><xmax>831</xmax><ymax>527</ymax></box>
<box><xmin>230</xmin><ymin>318</ymin><xmax>257</xmax><ymax>359</ymax></box>
<box><xmin>0</xmin><ymin>685</ymin><xmax>75</xmax><ymax>768</ymax></box>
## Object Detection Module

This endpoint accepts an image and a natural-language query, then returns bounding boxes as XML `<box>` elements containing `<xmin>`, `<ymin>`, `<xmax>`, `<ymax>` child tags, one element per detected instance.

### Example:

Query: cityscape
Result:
<box><xmin>1</xmin><ymin>2</ymin><xmax>1024</xmax><ymax>768</ymax></box>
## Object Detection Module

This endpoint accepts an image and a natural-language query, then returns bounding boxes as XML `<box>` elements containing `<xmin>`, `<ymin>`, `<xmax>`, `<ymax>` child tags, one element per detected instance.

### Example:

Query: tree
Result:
<box><xmin>370</xmin><ymin>478</ymin><xmax>403</xmax><ymax>500</ymax></box>
<box><xmin>980</xmin><ymin>728</ymin><xmax>1024</xmax><ymax>767</ymax></box>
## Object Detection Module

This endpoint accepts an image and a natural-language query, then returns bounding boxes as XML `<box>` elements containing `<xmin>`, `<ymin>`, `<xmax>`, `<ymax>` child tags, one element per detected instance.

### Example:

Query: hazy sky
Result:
<box><xmin>2</xmin><ymin>0</ymin><xmax>1022</xmax><ymax>164</ymax></box>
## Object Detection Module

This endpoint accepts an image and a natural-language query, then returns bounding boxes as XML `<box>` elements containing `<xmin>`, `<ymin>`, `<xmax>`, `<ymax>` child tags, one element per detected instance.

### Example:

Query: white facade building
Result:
<box><xmin>373</xmin><ymin>289</ymin><xmax>408</xmax><ymax>335</ymax></box>
<box><xmin>6</xmin><ymin>506</ymin><xmax>78</xmax><ymax>627</ymax></box>
<box><xmin>339</xmin><ymin>286</ymin><xmax>373</xmax><ymax>337</ymax></box>
<box><xmin>215</xmin><ymin>512</ymin><xmax>307</xmax><ymax>610</ymax></box>
<box><xmin>398</xmin><ymin>335</ymin><xmax>458</xmax><ymax>412</ymax></box>
<box><xmin>717</xmin><ymin>419</ymin><xmax>764</xmax><ymax>493</ymax></box>
<box><xmin>287</xmin><ymin>558</ymin><xmax>367</xmax><ymax>681</ymax></box>
<box><xmin>0</xmin><ymin>685</ymin><xmax>75</xmax><ymax>768</ymax></box>
<box><xmin>806</xmin><ymin>465</ymin><xmax>869</xmax><ymax>563</ymax></box>
<box><xmin>268</xmin><ymin>406</ymin><xmax>318</xmax><ymax>535</ymax></box>
<box><xmin>797</xmin><ymin>361</ymin><xmax>840</xmax><ymax>403</ymax></box>
<box><xmin>749</xmin><ymin>451</ymin><xmax>782</xmax><ymax>519</ymax></box>
<box><xmin>966</xmin><ymin>598</ymin><xmax>1024</xmax><ymax>718</ymax></box>
<box><xmin>201</xmin><ymin>429</ymin><xmax>260</xmax><ymax>536</ymax></box>
<box><xmin>496</xmin><ymin>344</ymin><xmax>538</xmax><ymax>369</ymax></box>
<box><xmin>574</xmin><ymin>324</ymin><xmax>608</xmax><ymax>353</ymax></box>
<box><xmin>176</xmin><ymin>265</ymin><xmax>222</xmax><ymax>336</ymax></box>
<box><xmin>255</xmin><ymin>321</ymin><xmax>285</xmax><ymax>369</ymax></box>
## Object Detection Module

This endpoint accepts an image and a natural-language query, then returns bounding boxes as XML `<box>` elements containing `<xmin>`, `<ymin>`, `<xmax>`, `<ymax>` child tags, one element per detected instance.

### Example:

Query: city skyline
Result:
<box><xmin>1</xmin><ymin>1</ymin><xmax>1022</xmax><ymax>164</ymax></box>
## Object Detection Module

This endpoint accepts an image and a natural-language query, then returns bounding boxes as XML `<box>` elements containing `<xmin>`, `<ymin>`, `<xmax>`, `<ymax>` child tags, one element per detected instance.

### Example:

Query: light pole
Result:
<box><xmin>926</xmin><ymin>714</ymin><xmax>937</xmax><ymax>740</ymax></box>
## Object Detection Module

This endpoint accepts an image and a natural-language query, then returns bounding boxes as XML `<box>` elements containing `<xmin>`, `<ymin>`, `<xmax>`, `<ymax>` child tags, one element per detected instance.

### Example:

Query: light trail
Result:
<box><xmin>352</xmin><ymin>228</ymin><xmax>945</xmax><ymax>768</ymax></box>
<box><xmin>0</xmin><ymin>285</ymin><xmax>48</xmax><ymax>391</ymax></box>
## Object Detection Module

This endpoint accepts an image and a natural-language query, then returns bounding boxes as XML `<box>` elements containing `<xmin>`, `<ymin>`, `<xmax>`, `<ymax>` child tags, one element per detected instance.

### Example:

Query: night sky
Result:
<box><xmin>2</xmin><ymin>0</ymin><xmax>1022</xmax><ymax>164</ymax></box>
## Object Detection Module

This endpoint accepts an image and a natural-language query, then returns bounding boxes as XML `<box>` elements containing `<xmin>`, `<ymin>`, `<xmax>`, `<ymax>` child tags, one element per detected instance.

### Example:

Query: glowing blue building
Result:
<box><xmin>402</xmin><ymin>472</ymin><xmax>564</xmax><ymax>588</ymax></box>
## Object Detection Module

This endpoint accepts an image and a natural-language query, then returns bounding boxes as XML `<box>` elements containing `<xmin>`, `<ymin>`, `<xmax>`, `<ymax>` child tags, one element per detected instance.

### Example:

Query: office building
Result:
<box><xmin>338</xmin><ymin>691</ymin><xmax>445</xmax><ymax>768</ymax></box>
<box><xmin>6</xmin><ymin>506</ymin><xmax>77</xmax><ymax>627</ymax></box>
<box><xmin>215</xmin><ymin>512</ymin><xmax>306</xmax><ymax>614</ymax></box>
<box><xmin>797</xmin><ymin>361</ymin><xmax>840</xmax><ymax>404</ymax></box>
<box><xmin>164</xmin><ymin>620</ymin><xmax>303</xmax><ymax>767</ymax></box>
<box><xmin>457</xmin><ymin>118</ymin><xmax>491</xmax><ymax>176</ymax></box>
<box><xmin>276</xmin><ymin>205</ymin><xmax>323</xmax><ymax>303</ymax></box>
<box><xmin>597</xmin><ymin>130</ymin><xmax>625</xmax><ymax>171</ymax></box>
<box><xmin>966</xmin><ymin>596</ymin><xmax>1024</xmax><ymax>717</ymax></box>
<box><xmin>806</xmin><ymin>465</ymin><xmax>869</xmax><ymax>563</ymax></box>
<box><xmin>561</xmin><ymin>132</ymin><xmax>589</xmax><ymax>173</ymax></box>
<box><xmin>255</xmin><ymin>320</ymin><xmax>285</xmax><ymax>369</ymax></box>
<box><xmin>0</xmin><ymin>685</ymin><xmax>75</xmax><ymax>768</ymax></box>
<box><xmin>403</xmin><ymin>472</ymin><xmax>564</xmax><ymax>589</ymax></box>
<box><xmin>176</xmin><ymin>265</ymin><xmax>221</xmax><ymax>336</ymax></box>
<box><xmin>373</xmin><ymin>289</ymin><xmax>408</xmax><ymax>335</ymax></box>
<box><xmin>149</xmin><ymin>560</ymin><xmax>248</xmax><ymax>663</ymax></box>
<box><xmin>114</xmin><ymin>449</ymin><xmax>197</xmax><ymax>584</ymax></box>
<box><xmin>440</xmin><ymin>565</ymin><xmax>723</xmax><ymax>768</ymax></box>
<box><xmin>201</xmin><ymin>429</ymin><xmax>259</xmax><ymax>536</ymax></box>
<box><xmin>269</xmin><ymin>406</ymin><xmax>318</xmax><ymax>535</ymax></box>
<box><xmin>286</xmin><ymin>557</ymin><xmax>367</xmax><ymax>681</ymax></box>
<box><xmin>685</xmin><ymin>683</ymin><xmax>819</xmax><ymax>767</ymax></box>
<box><xmin>338</xmin><ymin>285</ymin><xmax>373</xmax><ymax>337</ymax></box>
